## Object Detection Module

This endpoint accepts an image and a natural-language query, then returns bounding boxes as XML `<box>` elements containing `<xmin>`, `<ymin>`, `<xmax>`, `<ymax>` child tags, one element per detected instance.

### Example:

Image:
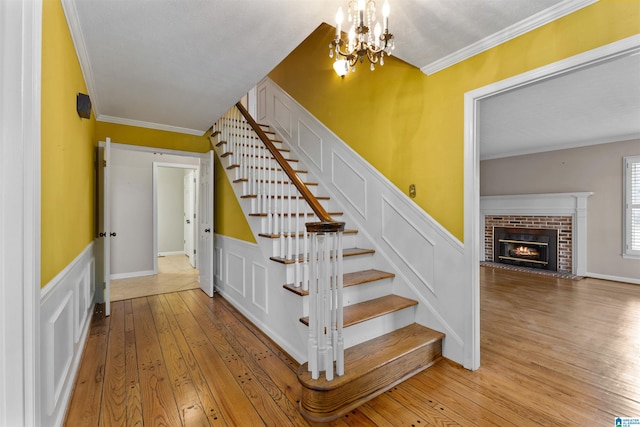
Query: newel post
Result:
<box><xmin>306</xmin><ymin>221</ymin><xmax>345</xmax><ymax>380</ymax></box>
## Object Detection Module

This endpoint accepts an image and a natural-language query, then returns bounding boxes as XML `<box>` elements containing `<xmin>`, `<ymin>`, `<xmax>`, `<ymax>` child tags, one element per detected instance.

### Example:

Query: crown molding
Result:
<box><xmin>60</xmin><ymin>0</ymin><xmax>101</xmax><ymax>115</ymax></box>
<box><xmin>97</xmin><ymin>115</ymin><xmax>205</xmax><ymax>136</ymax></box>
<box><xmin>421</xmin><ymin>0</ymin><xmax>599</xmax><ymax>75</ymax></box>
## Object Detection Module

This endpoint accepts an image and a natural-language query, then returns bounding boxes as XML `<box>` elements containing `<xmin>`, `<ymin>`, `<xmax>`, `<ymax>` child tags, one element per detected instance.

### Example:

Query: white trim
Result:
<box><xmin>465</xmin><ymin>35</ymin><xmax>640</xmax><ymax>371</ymax></box>
<box><xmin>41</xmin><ymin>243</ymin><xmax>95</xmax><ymax>300</ymax></box>
<box><xmin>585</xmin><ymin>272</ymin><xmax>640</xmax><ymax>286</ymax></box>
<box><xmin>623</xmin><ymin>155</ymin><xmax>640</xmax><ymax>258</ymax></box>
<box><xmin>421</xmin><ymin>0</ymin><xmax>598</xmax><ymax>75</ymax></box>
<box><xmin>0</xmin><ymin>0</ymin><xmax>42</xmax><ymax>424</ymax></box>
<box><xmin>60</xmin><ymin>0</ymin><xmax>100</xmax><ymax>118</ymax></box>
<box><xmin>158</xmin><ymin>251</ymin><xmax>187</xmax><ymax>257</ymax></box>
<box><xmin>110</xmin><ymin>270</ymin><xmax>155</xmax><ymax>280</ymax></box>
<box><xmin>463</xmin><ymin>83</ymin><xmax>481</xmax><ymax>370</ymax></box>
<box><xmin>109</xmin><ymin>141</ymin><xmax>204</xmax><ymax>158</ymax></box>
<box><xmin>98</xmin><ymin>115</ymin><xmax>205</xmax><ymax>136</ymax></box>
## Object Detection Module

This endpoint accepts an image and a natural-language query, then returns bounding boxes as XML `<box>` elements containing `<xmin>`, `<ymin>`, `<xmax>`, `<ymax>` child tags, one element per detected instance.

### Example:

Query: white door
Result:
<box><xmin>184</xmin><ymin>170</ymin><xmax>196</xmax><ymax>267</ymax></box>
<box><xmin>97</xmin><ymin>138</ymin><xmax>112</xmax><ymax>316</ymax></box>
<box><xmin>198</xmin><ymin>150</ymin><xmax>214</xmax><ymax>296</ymax></box>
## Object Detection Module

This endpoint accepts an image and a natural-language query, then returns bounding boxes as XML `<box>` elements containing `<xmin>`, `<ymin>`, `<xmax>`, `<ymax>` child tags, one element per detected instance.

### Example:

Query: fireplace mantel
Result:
<box><xmin>480</xmin><ymin>192</ymin><xmax>593</xmax><ymax>275</ymax></box>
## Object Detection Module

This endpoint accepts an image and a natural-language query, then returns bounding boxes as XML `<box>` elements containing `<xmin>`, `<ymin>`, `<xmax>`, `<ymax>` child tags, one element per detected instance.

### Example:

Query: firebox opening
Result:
<box><xmin>493</xmin><ymin>227</ymin><xmax>558</xmax><ymax>271</ymax></box>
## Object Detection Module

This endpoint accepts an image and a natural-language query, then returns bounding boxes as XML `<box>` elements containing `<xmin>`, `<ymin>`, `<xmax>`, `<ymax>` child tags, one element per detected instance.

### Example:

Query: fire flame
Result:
<box><xmin>514</xmin><ymin>246</ymin><xmax>538</xmax><ymax>256</ymax></box>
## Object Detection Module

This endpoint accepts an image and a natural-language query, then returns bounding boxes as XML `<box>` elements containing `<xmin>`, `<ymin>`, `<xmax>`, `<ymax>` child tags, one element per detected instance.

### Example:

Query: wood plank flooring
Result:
<box><xmin>110</xmin><ymin>255</ymin><xmax>199</xmax><ymax>302</ymax></box>
<box><xmin>65</xmin><ymin>267</ymin><xmax>640</xmax><ymax>426</ymax></box>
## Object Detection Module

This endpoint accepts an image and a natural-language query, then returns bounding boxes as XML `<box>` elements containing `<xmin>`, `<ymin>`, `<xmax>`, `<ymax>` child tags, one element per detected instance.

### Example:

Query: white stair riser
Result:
<box><xmin>342</xmin><ymin>307</ymin><xmax>416</xmax><ymax>349</ymax></box>
<box><xmin>342</xmin><ymin>278</ymin><xmax>394</xmax><ymax>306</ymax></box>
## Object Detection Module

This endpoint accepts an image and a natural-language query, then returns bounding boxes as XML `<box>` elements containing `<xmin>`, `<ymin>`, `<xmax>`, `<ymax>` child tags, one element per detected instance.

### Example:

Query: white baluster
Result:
<box><xmin>302</xmin><ymin>224</ymin><xmax>309</xmax><ymax>291</ymax></box>
<box><xmin>273</xmin><ymin>170</ymin><xmax>279</xmax><ymax>236</ymax></box>
<box><xmin>294</xmin><ymin>191</ymin><xmax>304</xmax><ymax>288</ymax></box>
<box><xmin>308</xmin><ymin>232</ymin><xmax>319</xmax><ymax>379</ymax></box>
<box><xmin>335</xmin><ymin>230</ymin><xmax>344</xmax><ymax>376</ymax></box>
<box><xmin>280</xmin><ymin>175</ymin><xmax>286</xmax><ymax>258</ymax></box>
<box><xmin>267</xmin><ymin>155</ymin><xmax>272</xmax><ymax>235</ymax></box>
<box><xmin>287</xmin><ymin>183</ymin><xmax>293</xmax><ymax>261</ymax></box>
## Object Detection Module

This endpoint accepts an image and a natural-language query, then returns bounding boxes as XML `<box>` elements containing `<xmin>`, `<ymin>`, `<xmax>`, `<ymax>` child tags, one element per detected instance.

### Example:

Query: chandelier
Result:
<box><xmin>329</xmin><ymin>0</ymin><xmax>395</xmax><ymax>76</ymax></box>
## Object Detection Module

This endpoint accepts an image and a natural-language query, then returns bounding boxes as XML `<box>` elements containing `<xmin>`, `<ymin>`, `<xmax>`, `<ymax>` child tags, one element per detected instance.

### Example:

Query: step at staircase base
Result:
<box><xmin>296</xmin><ymin>323</ymin><xmax>444</xmax><ymax>422</ymax></box>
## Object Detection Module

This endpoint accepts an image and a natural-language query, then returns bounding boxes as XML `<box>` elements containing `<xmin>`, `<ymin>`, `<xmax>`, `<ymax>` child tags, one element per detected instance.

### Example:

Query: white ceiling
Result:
<box><xmin>479</xmin><ymin>50</ymin><xmax>640</xmax><ymax>159</ymax></box>
<box><xmin>63</xmin><ymin>0</ymin><xmax>639</xmax><ymax>158</ymax></box>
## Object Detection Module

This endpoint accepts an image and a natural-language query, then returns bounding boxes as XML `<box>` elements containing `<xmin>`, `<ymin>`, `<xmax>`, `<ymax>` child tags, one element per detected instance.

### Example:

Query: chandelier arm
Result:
<box><xmin>329</xmin><ymin>0</ymin><xmax>394</xmax><ymax>73</ymax></box>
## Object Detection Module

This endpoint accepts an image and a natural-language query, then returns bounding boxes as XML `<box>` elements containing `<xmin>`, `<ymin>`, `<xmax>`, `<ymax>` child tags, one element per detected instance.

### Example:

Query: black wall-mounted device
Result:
<box><xmin>76</xmin><ymin>93</ymin><xmax>92</xmax><ymax>119</ymax></box>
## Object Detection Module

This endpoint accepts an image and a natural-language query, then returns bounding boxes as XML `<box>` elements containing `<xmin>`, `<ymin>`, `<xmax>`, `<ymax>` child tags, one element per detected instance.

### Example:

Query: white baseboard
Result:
<box><xmin>158</xmin><ymin>251</ymin><xmax>186</xmax><ymax>257</ymax></box>
<box><xmin>110</xmin><ymin>269</ymin><xmax>155</xmax><ymax>280</ymax></box>
<box><xmin>585</xmin><ymin>272</ymin><xmax>640</xmax><ymax>285</ymax></box>
<box><xmin>40</xmin><ymin>242</ymin><xmax>95</xmax><ymax>427</ymax></box>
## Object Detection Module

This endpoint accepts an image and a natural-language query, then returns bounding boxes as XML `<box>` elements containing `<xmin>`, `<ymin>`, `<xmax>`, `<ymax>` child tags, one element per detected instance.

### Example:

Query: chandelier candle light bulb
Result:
<box><xmin>329</xmin><ymin>0</ymin><xmax>395</xmax><ymax>75</ymax></box>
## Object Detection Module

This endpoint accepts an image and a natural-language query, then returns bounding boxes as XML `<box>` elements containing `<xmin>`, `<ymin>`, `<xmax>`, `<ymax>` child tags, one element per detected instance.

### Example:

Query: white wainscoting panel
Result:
<box><xmin>252</xmin><ymin>263</ymin><xmax>268</xmax><ymax>314</ymax></box>
<box><xmin>257</xmin><ymin>77</ymin><xmax>471</xmax><ymax>367</ymax></box>
<box><xmin>332</xmin><ymin>151</ymin><xmax>367</xmax><ymax>219</ymax></box>
<box><xmin>381</xmin><ymin>197</ymin><xmax>435</xmax><ymax>295</ymax></box>
<box><xmin>40</xmin><ymin>242</ymin><xmax>95</xmax><ymax>427</ymax></box>
<box><xmin>274</xmin><ymin>95</ymin><xmax>293</xmax><ymax>140</ymax></box>
<box><xmin>257</xmin><ymin>84</ymin><xmax>268</xmax><ymax>123</ymax></box>
<box><xmin>226</xmin><ymin>250</ymin><xmax>246</xmax><ymax>297</ymax></box>
<box><xmin>214</xmin><ymin>235</ymin><xmax>307</xmax><ymax>363</ymax></box>
<box><xmin>298</xmin><ymin>119</ymin><xmax>323</xmax><ymax>172</ymax></box>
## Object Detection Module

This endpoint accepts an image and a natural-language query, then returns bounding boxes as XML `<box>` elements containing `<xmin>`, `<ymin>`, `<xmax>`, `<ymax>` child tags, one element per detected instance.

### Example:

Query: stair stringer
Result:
<box><xmin>256</xmin><ymin>77</ymin><xmax>474</xmax><ymax>368</ymax></box>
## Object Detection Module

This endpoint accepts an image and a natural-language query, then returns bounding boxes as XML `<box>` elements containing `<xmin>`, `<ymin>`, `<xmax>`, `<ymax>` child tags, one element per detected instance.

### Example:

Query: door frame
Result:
<box><xmin>0</xmin><ymin>0</ymin><xmax>42</xmax><ymax>424</ymax></box>
<box><xmin>152</xmin><ymin>162</ymin><xmax>200</xmax><ymax>273</ymax></box>
<box><xmin>463</xmin><ymin>34</ymin><xmax>640</xmax><ymax>371</ymax></box>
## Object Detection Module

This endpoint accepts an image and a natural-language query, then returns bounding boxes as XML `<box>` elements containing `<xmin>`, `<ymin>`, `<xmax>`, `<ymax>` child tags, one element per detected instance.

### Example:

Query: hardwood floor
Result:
<box><xmin>110</xmin><ymin>255</ymin><xmax>199</xmax><ymax>301</ymax></box>
<box><xmin>65</xmin><ymin>267</ymin><xmax>640</xmax><ymax>426</ymax></box>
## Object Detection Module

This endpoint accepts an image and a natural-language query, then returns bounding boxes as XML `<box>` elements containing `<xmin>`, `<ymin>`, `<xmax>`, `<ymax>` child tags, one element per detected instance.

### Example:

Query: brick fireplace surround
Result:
<box><xmin>485</xmin><ymin>215</ymin><xmax>572</xmax><ymax>273</ymax></box>
<box><xmin>480</xmin><ymin>192</ymin><xmax>593</xmax><ymax>276</ymax></box>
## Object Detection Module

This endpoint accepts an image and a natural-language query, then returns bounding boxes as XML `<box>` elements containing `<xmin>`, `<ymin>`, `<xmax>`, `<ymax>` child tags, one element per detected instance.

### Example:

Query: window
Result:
<box><xmin>624</xmin><ymin>155</ymin><xmax>640</xmax><ymax>258</ymax></box>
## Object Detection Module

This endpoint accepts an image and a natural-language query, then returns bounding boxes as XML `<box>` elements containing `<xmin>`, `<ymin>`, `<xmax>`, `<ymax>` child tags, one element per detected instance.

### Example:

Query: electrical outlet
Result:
<box><xmin>409</xmin><ymin>184</ymin><xmax>416</xmax><ymax>198</ymax></box>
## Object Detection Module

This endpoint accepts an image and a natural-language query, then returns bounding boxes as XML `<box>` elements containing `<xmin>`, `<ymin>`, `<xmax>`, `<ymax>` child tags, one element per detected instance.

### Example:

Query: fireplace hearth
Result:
<box><xmin>493</xmin><ymin>227</ymin><xmax>558</xmax><ymax>271</ymax></box>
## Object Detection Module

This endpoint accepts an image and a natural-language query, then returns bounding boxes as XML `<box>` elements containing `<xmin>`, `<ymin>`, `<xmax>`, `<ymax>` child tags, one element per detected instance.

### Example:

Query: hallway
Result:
<box><xmin>110</xmin><ymin>254</ymin><xmax>199</xmax><ymax>301</ymax></box>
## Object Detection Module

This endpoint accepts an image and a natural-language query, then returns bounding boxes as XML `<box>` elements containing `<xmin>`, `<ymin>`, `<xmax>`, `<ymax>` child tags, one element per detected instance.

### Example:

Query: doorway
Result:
<box><xmin>105</xmin><ymin>144</ymin><xmax>206</xmax><ymax>302</ymax></box>
<box><xmin>464</xmin><ymin>35</ymin><xmax>640</xmax><ymax>370</ymax></box>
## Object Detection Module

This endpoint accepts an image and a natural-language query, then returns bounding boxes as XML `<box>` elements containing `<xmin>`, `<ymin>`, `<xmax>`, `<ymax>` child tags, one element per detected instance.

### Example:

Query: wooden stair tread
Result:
<box><xmin>261</xmin><ymin>229</ymin><xmax>357</xmax><ymax>239</ymax></box>
<box><xmin>227</xmin><ymin>164</ymin><xmax>308</xmax><ymax>173</ymax></box>
<box><xmin>250</xmin><ymin>211</ymin><xmax>343</xmax><ymax>218</ymax></box>
<box><xmin>233</xmin><ymin>178</ymin><xmax>317</xmax><ymax>186</ymax></box>
<box><xmin>270</xmin><ymin>247</ymin><xmax>374</xmax><ymax>264</ymax></box>
<box><xmin>300</xmin><ymin>294</ymin><xmax>417</xmax><ymax>327</ymax></box>
<box><xmin>297</xmin><ymin>323</ymin><xmax>444</xmax><ymax>421</ymax></box>
<box><xmin>283</xmin><ymin>269</ymin><xmax>394</xmax><ymax>296</ymax></box>
<box><xmin>298</xmin><ymin>323</ymin><xmax>443</xmax><ymax>390</ymax></box>
<box><xmin>241</xmin><ymin>194</ymin><xmax>330</xmax><ymax>200</ymax></box>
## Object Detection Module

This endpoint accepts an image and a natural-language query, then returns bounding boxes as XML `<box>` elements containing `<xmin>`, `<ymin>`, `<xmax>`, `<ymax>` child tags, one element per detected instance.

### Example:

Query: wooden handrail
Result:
<box><xmin>235</xmin><ymin>102</ymin><xmax>344</xmax><ymax>233</ymax></box>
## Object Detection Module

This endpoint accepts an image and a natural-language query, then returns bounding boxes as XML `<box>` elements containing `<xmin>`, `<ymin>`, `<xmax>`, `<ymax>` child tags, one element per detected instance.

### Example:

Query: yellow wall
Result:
<box><xmin>95</xmin><ymin>122</ymin><xmax>210</xmax><ymax>153</ymax></box>
<box><xmin>96</xmin><ymin>121</ymin><xmax>256</xmax><ymax>242</ymax></box>
<box><xmin>268</xmin><ymin>0</ymin><xmax>640</xmax><ymax>241</ymax></box>
<box><xmin>41</xmin><ymin>0</ymin><xmax>96</xmax><ymax>286</ymax></box>
<box><xmin>214</xmin><ymin>155</ymin><xmax>256</xmax><ymax>242</ymax></box>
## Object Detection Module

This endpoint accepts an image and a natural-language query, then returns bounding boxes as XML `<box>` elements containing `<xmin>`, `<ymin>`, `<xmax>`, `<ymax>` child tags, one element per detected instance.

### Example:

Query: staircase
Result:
<box><xmin>212</xmin><ymin>103</ymin><xmax>444</xmax><ymax>422</ymax></box>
